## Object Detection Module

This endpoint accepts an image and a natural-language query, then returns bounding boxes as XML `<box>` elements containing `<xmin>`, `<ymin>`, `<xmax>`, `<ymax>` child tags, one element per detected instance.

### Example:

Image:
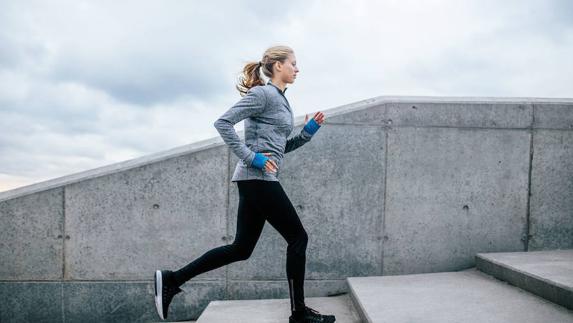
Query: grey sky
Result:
<box><xmin>1</xmin><ymin>0</ymin><xmax>571</xmax><ymax>192</ymax></box>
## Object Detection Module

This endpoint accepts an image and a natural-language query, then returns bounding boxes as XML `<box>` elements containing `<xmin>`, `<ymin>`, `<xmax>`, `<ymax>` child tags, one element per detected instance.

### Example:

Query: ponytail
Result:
<box><xmin>235</xmin><ymin>45</ymin><xmax>294</xmax><ymax>97</ymax></box>
<box><xmin>236</xmin><ymin>61</ymin><xmax>265</xmax><ymax>97</ymax></box>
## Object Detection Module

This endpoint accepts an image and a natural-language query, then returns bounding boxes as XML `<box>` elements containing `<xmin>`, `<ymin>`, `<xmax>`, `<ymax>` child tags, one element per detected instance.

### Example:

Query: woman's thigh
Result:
<box><xmin>241</xmin><ymin>180</ymin><xmax>306</xmax><ymax>242</ymax></box>
<box><xmin>234</xmin><ymin>181</ymin><xmax>266</xmax><ymax>249</ymax></box>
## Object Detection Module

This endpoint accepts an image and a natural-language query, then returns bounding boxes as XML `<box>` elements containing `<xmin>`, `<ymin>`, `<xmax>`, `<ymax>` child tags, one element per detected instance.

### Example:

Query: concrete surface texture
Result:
<box><xmin>347</xmin><ymin>268</ymin><xmax>573</xmax><ymax>323</ymax></box>
<box><xmin>195</xmin><ymin>294</ymin><xmax>360</xmax><ymax>323</ymax></box>
<box><xmin>476</xmin><ymin>249</ymin><xmax>573</xmax><ymax>309</ymax></box>
<box><xmin>190</xmin><ymin>250</ymin><xmax>573</xmax><ymax>323</ymax></box>
<box><xmin>1</xmin><ymin>96</ymin><xmax>573</xmax><ymax>322</ymax></box>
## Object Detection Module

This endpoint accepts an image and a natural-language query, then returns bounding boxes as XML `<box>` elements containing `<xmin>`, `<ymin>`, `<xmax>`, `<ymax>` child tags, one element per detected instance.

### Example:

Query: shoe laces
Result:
<box><xmin>305</xmin><ymin>306</ymin><xmax>320</xmax><ymax>315</ymax></box>
<box><xmin>303</xmin><ymin>306</ymin><xmax>335</xmax><ymax>322</ymax></box>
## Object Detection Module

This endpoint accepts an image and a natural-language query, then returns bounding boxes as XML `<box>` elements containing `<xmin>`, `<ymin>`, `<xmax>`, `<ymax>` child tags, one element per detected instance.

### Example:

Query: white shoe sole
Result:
<box><xmin>155</xmin><ymin>270</ymin><xmax>164</xmax><ymax>320</ymax></box>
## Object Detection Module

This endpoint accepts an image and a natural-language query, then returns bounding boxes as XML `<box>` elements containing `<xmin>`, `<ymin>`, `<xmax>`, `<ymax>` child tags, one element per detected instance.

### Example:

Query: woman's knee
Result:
<box><xmin>231</xmin><ymin>242</ymin><xmax>255</xmax><ymax>261</ymax></box>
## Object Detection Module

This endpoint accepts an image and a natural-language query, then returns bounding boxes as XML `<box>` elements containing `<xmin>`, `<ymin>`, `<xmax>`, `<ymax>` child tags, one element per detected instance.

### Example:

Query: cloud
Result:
<box><xmin>0</xmin><ymin>0</ymin><xmax>572</xmax><ymax>192</ymax></box>
<box><xmin>1</xmin><ymin>0</ymin><xmax>307</xmax><ymax>105</ymax></box>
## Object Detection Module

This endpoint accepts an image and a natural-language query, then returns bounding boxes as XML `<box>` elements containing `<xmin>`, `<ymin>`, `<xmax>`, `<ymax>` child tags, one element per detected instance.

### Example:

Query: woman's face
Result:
<box><xmin>277</xmin><ymin>53</ymin><xmax>299</xmax><ymax>84</ymax></box>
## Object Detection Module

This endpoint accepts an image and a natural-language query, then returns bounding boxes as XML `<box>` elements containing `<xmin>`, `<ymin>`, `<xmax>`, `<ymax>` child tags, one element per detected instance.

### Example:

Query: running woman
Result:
<box><xmin>154</xmin><ymin>45</ymin><xmax>335</xmax><ymax>323</ymax></box>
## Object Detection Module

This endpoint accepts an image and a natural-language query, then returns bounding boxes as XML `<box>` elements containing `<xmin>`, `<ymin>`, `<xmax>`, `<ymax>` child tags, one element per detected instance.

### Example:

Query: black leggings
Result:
<box><xmin>172</xmin><ymin>179</ymin><xmax>308</xmax><ymax>312</ymax></box>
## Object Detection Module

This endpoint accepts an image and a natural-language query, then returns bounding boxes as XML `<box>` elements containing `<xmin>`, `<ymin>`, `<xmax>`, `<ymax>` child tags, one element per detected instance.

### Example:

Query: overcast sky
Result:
<box><xmin>1</xmin><ymin>0</ymin><xmax>572</xmax><ymax>193</ymax></box>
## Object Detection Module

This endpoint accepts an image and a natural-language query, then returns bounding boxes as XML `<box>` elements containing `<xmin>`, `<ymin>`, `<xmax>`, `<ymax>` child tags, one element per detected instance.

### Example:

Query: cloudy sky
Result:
<box><xmin>1</xmin><ymin>0</ymin><xmax>571</xmax><ymax>193</ymax></box>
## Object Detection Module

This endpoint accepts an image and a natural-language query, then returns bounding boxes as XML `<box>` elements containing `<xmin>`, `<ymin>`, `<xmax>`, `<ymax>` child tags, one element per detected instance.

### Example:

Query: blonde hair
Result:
<box><xmin>236</xmin><ymin>45</ymin><xmax>294</xmax><ymax>96</ymax></box>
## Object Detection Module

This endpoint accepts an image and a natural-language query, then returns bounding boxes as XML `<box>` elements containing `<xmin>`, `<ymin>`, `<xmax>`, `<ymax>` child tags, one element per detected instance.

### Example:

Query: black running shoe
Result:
<box><xmin>154</xmin><ymin>269</ymin><xmax>183</xmax><ymax>320</ymax></box>
<box><xmin>289</xmin><ymin>306</ymin><xmax>336</xmax><ymax>323</ymax></box>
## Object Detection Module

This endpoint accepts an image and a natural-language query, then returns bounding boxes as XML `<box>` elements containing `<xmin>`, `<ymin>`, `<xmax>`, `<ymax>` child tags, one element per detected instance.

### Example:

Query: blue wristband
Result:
<box><xmin>303</xmin><ymin>118</ymin><xmax>321</xmax><ymax>135</ymax></box>
<box><xmin>251</xmin><ymin>152</ymin><xmax>268</xmax><ymax>170</ymax></box>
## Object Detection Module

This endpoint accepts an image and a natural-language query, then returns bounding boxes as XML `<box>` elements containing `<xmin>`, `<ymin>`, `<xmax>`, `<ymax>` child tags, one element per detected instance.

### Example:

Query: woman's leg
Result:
<box><xmin>171</xmin><ymin>180</ymin><xmax>266</xmax><ymax>287</ymax></box>
<box><xmin>247</xmin><ymin>180</ymin><xmax>309</xmax><ymax>314</ymax></box>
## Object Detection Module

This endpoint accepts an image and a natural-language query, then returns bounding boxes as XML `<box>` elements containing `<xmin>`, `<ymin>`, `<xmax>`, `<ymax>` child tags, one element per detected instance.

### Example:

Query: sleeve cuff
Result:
<box><xmin>250</xmin><ymin>152</ymin><xmax>268</xmax><ymax>169</ymax></box>
<box><xmin>303</xmin><ymin>118</ymin><xmax>321</xmax><ymax>135</ymax></box>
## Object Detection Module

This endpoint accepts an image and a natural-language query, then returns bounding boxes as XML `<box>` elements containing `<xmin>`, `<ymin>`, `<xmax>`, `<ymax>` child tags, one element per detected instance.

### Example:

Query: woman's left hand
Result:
<box><xmin>305</xmin><ymin>111</ymin><xmax>325</xmax><ymax>125</ymax></box>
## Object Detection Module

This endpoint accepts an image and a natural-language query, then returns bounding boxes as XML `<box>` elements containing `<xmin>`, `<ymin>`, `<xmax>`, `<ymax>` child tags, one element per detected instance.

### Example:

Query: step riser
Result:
<box><xmin>476</xmin><ymin>255</ymin><xmax>573</xmax><ymax>310</ymax></box>
<box><xmin>347</xmin><ymin>280</ymin><xmax>371</xmax><ymax>323</ymax></box>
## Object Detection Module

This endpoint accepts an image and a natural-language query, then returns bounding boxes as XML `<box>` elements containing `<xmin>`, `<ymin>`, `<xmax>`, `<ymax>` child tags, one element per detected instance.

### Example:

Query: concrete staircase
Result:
<box><xmin>186</xmin><ymin>250</ymin><xmax>573</xmax><ymax>323</ymax></box>
<box><xmin>475</xmin><ymin>249</ymin><xmax>573</xmax><ymax>311</ymax></box>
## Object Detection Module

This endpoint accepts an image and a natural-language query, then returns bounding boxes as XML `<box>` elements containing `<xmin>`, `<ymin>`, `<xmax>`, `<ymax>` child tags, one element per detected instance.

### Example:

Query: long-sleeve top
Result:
<box><xmin>213</xmin><ymin>79</ymin><xmax>316</xmax><ymax>182</ymax></box>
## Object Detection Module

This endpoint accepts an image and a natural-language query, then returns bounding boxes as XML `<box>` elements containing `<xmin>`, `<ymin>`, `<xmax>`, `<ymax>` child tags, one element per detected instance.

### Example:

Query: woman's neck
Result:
<box><xmin>270</xmin><ymin>78</ymin><xmax>287</xmax><ymax>93</ymax></box>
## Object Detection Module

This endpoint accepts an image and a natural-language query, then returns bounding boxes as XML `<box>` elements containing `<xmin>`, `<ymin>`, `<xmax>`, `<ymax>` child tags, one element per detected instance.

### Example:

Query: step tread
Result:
<box><xmin>347</xmin><ymin>268</ymin><xmax>573</xmax><ymax>323</ymax></box>
<box><xmin>196</xmin><ymin>294</ymin><xmax>361</xmax><ymax>323</ymax></box>
<box><xmin>476</xmin><ymin>249</ymin><xmax>573</xmax><ymax>310</ymax></box>
<box><xmin>476</xmin><ymin>249</ymin><xmax>573</xmax><ymax>291</ymax></box>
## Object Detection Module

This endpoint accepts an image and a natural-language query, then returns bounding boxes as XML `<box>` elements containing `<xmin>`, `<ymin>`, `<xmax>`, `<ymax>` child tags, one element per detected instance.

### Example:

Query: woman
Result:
<box><xmin>155</xmin><ymin>45</ymin><xmax>335</xmax><ymax>323</ymax></box>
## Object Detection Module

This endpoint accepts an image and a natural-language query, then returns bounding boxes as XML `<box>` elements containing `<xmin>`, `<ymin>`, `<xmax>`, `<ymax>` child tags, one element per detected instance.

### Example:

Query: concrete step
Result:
<box><xmin>195</xmin><ymin>294</ymin><xmax>361</xmax><ymax>323</ymax></box>
<box><xmin>476</xmin><ymin>249</ymin><xmax>573</xmax><ymax>310</ymax></box>
<box><xmin>347</xmin><ymin>268</ymin><xmax>573</xmax><ymax>323</ymax></box>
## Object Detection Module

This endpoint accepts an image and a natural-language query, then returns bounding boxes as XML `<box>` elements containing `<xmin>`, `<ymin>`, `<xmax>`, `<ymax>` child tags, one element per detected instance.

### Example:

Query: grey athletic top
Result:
<box><xmin>214</xmin><ymin>79</ymin><xmax>316</xmax><ymax>182</ymax></box>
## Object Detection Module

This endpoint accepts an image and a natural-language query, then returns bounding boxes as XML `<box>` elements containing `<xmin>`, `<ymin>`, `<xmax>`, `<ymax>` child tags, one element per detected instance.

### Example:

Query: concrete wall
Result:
<box><xmin>1</xmin><ymin>96</ymin><xmax>572</xmax><ymax>322</ymax></box>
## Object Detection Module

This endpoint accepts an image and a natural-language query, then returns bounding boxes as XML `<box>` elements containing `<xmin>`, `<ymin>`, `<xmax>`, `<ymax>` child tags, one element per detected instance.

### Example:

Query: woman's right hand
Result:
<box><xmin>262</xmin><ymin>152</ymin><xmax>278</xmax><ymax>173</ymax></box>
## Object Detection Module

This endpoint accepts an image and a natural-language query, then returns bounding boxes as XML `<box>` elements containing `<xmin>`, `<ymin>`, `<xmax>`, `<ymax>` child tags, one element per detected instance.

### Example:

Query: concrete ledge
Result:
<box><xmin>476</xmin><ymin>249</ymin><xmax>573</xmax><ymax>310</ymax></box>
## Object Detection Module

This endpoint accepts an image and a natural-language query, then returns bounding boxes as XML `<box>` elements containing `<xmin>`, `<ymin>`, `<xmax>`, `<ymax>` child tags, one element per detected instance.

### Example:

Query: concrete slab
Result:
<box><xmin>0</xmin><ymin>188</ymin><xmax>64</xmax><ymax>280</ymax></box>
<box><xmin>476</xmin><ymin>249</ymin><xmax>573</xmax><ymax>310</ymax></box>
<box><xmin>65</xmin><ymin>146</ymin><xmax>229</xmax><ymax>280</ymax></box>
<box><xmin>196</xmin><ymin>294</ymin><xmax>361</xmax><ymax>323</ymax></box>
<box><xmin>529</xmin><ymin>130</ymin><xmax>573</xmax><ymax>250</ymax></box>
<box><xmin>383</xmin><ymin>127</ymin><xmax>530</xmax><ymax>275</ymax></box>
<box><xmin>348</xmin><ymin>268</ymin><xmax>573</xmax><ymax>323</ymax></box>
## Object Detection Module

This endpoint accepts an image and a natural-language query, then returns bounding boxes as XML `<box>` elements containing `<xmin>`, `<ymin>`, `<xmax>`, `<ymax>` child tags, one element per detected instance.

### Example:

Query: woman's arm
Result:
<box><xmin>213</xmin><ymin>86</ymin><xmax>267</xmax><ymax>166</ymax></box>
<box><xmin>284</xmin><ymin>118</ymin><xmax>321</xmax><ymax>154</ymax></box>
<box><xmin>285</xmin><ymin>128</ymin><xmax>313</xmax><ymax>153</ymax></box>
